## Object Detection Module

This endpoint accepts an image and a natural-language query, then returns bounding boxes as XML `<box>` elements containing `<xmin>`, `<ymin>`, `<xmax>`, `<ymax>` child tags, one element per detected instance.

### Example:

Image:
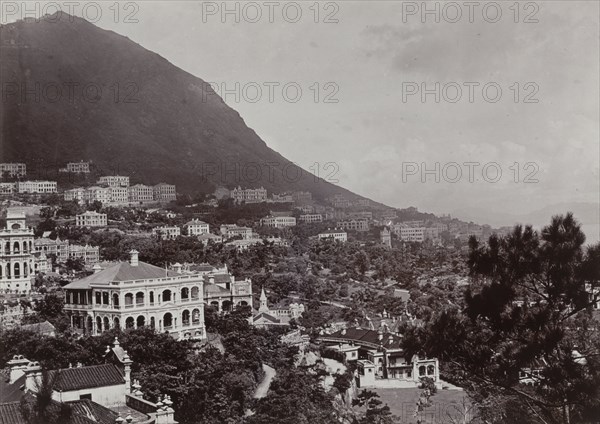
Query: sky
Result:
<box><xmin>3</xmin><ymin>1</ymin><xmax>600</xmax><ymax>235</ymax></box>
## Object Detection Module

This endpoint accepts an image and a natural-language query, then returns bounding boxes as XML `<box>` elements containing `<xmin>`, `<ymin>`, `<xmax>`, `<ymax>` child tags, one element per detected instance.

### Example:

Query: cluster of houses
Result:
<box><xmin>0</xmin><ymin>210</ymin><xmax>102</xmax><ymax>294</ymax></box>
<box><xmin>65</xmin><ymin>176</ymin><xmax>176</xmax><ymax>206</ymax></box>
<box><xmin>0</xmin><ymin>162</ymin><xmax>177</xmax><ymax>206</ymax></box>
<box><xmin>0</xmin><ymin>337</ymin><xmax>179</xmax><ymax>423</ymax></box>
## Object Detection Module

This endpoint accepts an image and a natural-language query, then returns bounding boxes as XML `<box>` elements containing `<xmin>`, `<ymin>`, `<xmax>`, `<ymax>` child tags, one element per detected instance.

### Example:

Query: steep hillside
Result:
<box><xmin>0</xmin><ymin>13</ymin><xmax>369</xmax><ymax>202</ymax></box>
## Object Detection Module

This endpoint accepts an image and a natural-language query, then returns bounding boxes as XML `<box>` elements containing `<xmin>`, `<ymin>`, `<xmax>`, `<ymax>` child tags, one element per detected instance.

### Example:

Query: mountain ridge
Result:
<box><xmin>0</xmin><ymin>12</ymin><xmax>379</xmax><ymax>204</ymax></box>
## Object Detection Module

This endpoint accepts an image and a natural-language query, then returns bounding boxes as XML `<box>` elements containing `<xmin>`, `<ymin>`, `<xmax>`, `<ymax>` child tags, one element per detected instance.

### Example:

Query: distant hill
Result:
<box><xmin>0</xmin><ymin>13</ymin><xmax>373</xmax><ymax>203</ymax></box>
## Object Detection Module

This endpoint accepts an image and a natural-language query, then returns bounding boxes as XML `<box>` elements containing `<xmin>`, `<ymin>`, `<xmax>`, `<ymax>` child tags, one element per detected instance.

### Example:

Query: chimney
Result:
<box><xmin>173</xmin><ymin>263</ymin><xmax>182</xmax><ymax>274</ymax></box>
<box><xmin>7</xmin><ymin>355</ymin><xmax>30</xmax><ymax>384</ymax></box>
<box><xmin>24</xmin><ymin>361</ymin><xmax>42</xmax><ymax>393</ymax></box>
<box><xmin>129</xmin><ymin>250</ymin><xmax>139</xmax><ymax>267</ymax></box>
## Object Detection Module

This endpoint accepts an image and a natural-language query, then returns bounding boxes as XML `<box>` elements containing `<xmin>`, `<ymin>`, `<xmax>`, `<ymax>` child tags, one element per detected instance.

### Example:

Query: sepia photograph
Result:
<box><xmin>0</xmin><ymin>1</ymin><xmax>599</xmax><ymax>423</ymax></box>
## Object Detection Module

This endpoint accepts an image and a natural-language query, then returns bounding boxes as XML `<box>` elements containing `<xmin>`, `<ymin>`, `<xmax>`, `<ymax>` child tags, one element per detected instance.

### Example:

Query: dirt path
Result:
<box><xmin>254</xmin><ymin>364</ymin><xmax>276</xmax><ymax>399</ymax></box>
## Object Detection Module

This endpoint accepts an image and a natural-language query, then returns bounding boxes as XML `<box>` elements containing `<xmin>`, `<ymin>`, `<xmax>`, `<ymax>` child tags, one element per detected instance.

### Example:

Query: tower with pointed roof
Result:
<box><xmin>259</xmin><ymin>287</ymin><xmax>269</xmax><ymax>313</ymax></box>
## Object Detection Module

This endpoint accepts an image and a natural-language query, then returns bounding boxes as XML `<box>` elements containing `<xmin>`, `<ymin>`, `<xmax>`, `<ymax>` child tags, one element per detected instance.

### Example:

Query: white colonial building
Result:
<box><xmin>62</xmin><ymin>250</ymin><xmax>207</xmax><ymax>341</ymax></box>
<box><xmin>184</xmin><ymin>219</ymin><xmax>210</xmax><ymax>236</ymax></box>
<box><xmin>98</xmin><ymin>175</ymin><xmax>130</xmax><ymax>187</ymax></box>
<box><xmin>76</xmin><ymin>211</ymin><xmax>107</xmax><ymax>227</ymax></box>
<box><xmin>260</xmin><ymin>215</ymin><xmax>296</xmax><ymax>228</ymax></box>
<box><xmin>0</xmin><ymin>210</ymin><xmax>36</xmax><ymax>294</ymax></box>
<box><xmin>153</xmin><ymin>226</ymin><xmax>181</xmax><ymax>240</ymax></box>
<box><xmin>318</xmin><ymin>229</ymin><xmax>348</xmax><ymax>243</ymax></box>
<box><xmin>16</xmin><ymin>180</ymin><xmax>57</xmax><ymax>194</ymax></box>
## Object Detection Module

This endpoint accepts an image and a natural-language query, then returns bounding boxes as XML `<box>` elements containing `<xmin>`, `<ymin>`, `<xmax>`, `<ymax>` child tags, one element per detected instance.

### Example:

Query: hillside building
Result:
<box><xmin>0</xmin><ymin>210</ymin><xmax>36</xmax><ymax>294</ymax></box>
<box><xmin>0</xmin><ymin>163</ymin><xmax>26</xmax><ymax>178</ymax></box>
<box><xmin>76</xmin><ymin>211</ymin><xmax>107</xmax><ymax>228</ymax></box>
<box><xmin>16</xmin><ymin>180</ymin><xmax>57</xmax><ymax>194</ymax></box>
<box><xmin>62</xmin><ymin>250</ymin><xmax>207</xmax><ymax>341</ymax></box>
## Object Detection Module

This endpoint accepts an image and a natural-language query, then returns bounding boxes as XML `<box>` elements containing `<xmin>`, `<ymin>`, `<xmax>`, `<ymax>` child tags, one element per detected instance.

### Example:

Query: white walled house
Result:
<box><xmin>318</xmin><ymin>229</ymin><xmax>348</xmax><ymax>243</ymax></box>
<box><xmin>184</xmin><ymin>219</ymin><xmax>210</xmax><ymax>236</ymax></box>
<box><xmin>62</xmin><ymin>250</ymin><xmax>207</xmax><ymax>341</ymax></box>
<box><xmin>76</xmin><ymin>211</ymin><xmax>107</xmax><ymax>227</ymax></box>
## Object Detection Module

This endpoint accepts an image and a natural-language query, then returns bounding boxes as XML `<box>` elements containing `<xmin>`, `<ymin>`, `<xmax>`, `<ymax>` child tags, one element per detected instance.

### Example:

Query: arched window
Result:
<box><xmin>191</xmin><ymin>287</ymin><xmax>199</xmax><ymax>300</ymax></box>
<box><xmin>13</xmin><ymin>242</ymin><xmax>20</xmax><ymax>254</ymax></box>
<box><xmin>163</xmin><ymin>313</ymin><xmax>173</xmax><ymax>329</ymax></box>
<box><xmin>210</xmin><ymin>301</ymin><xmax>219</xmax><ymax>311</ymax></box>
<box><xmin>181</xmin><ymin>287</ymin><xmax>189</xmax><ymax>300</ymax></box>
<box><xmin>182</xmin><ymin>310</ymin><xmax>190</xmax><ymax>325</ymax></box>
<box><xmin>124</xmin><ymin>293</ymin><xmax>134</xmax><ymax>306</ymax></box>
<box><xmin>14</xmin><ymin>263</ymin><xmax>20</xmax><ymax>278</ymax></box>
<box><xmin>222</xmin><ymin>300</ymin><xmax>232</xmax><ymax>312</ymax></box>
<box><xmin>96</xmin><ymin>317</ymin><xmax>102</xmax><ymax>333</ymax></box>
<box><xmin>150</xmin><ymin>317</ymin><xmax>155</xmax><ymax>329</ymax></box>
<box><xmin>149</xmin><ymin>291</ymin><xmax>155</xmax><ymax>305</ymax></box>
<box><xmin>137</xmin><ymin>315</ymin><xmax>145</xmax><ymax>328</ymax></box>
<box><xmin>114</xmin><ymin>317</ymin><xmax>120</xmax><ymax>330</ymax></box>
<box><xmin>162</xmin><ymin>290</ymin><xmax>172</xmax><ymax>303</ymax></box>
<box><xmin>126</xmin><ymin>317</ymin><xmax>135</xmax><ymax>329</ymax></box>
<box><xmin>135</xmin><ymin>292</ymin><xmax>145</xmax><ymax>306</ymax></box>
<box><xmin>427</xmin><ymin>365</ymin><xmax>435</xmax><ymax>376</ymax></box>
<box><xmin>112</xmin><ymin>293</ymin><xmax>119</xmax><ymax>306</ymax></box>
<box><xmin>102</xmin><ymin>292</ymin><xmax>109</xmax><ymax>305</ymax></box>
<box><xmin>419</xmin><ymin>366</ymin><xmax>426</xmax><ymax>377</ymax></box>
<box><xmin>192</xmin><ymin>309</ymin><xmax>200</xmax><ymax>324</ymax></box>
<box><xmin>103</xmin><ymin>317</ymin><xmax>110</xmax><ymax>331</ymax></box>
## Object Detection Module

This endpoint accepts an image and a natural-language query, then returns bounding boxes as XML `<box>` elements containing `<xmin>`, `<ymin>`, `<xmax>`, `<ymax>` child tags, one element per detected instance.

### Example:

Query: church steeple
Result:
<box><xmin>259</xmin><ymin>287</ymin><xmax>269</xmax><ymax>313</ymax></box>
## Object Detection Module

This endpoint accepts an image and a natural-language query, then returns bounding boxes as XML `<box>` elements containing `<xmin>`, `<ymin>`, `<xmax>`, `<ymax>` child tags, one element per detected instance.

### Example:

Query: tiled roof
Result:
<box><xmin>51</xmin><ymin>364</ymin><xmax>124</xmax><ymax>392</ymax></box>
<box><xmin>20</xmin><ymin>321</ymin><xmax>56</xmax><ymax>334</ymax></box>
<box><xmin>0</xmin><ymin>402</ymin><xmax>26</xmax><ymax>424</ymax></box>
<box><xmin>0</xmin><ymin>374</ymin><xmax>25</xmax><ymax>403</ymax></box>
<box><xmin>204</xmin><ymin>283</ymin><xmax>230</xmax><ymax>296</ymax></box>
<box><xmin>0</xmin><ymin>398</ymin><xmax>118</xmax><ymax>424</ymax></box>
<box><xmin>253</xmin><ymin>312</ymin><xmax>281</xmax><ymax>324</ymax></box>
<box><xmin>64</xmin><ymin>261</ymin><xmax>179</xmax><ymax>289</ymax></box>
<box><xmin>323</xmin><ymin>327</ymin><xmax>403</xmax><ymax>350</ymax></box>
<box><xmin>67</xmin><ymin>399</ymin><xmax>119</xmax><ymax>424</ymax></box>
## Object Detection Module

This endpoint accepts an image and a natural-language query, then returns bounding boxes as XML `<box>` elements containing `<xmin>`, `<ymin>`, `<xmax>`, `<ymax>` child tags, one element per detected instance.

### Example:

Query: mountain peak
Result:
<box><xmin>1</xmin><ymin>15</ymin><xmax>369</xmax><ymax>202</ymax></box>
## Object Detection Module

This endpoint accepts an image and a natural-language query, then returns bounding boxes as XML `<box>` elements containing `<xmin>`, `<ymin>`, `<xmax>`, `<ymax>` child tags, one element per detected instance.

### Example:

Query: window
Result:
<box><xmin>79</xmin><ymin>394</ymin><xmax>92</xmax><ymax>400</ymax></box>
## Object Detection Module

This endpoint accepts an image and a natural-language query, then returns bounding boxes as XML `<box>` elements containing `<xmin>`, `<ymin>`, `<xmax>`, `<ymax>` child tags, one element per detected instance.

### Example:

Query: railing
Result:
<box><xmin>182</xmin><ymin>320</ymin><xmax>190</xmax><ymax>326</ymax></box>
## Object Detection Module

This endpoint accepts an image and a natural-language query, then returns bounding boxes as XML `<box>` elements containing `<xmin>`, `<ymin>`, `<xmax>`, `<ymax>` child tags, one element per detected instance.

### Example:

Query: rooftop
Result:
<box><xmin>64</xmin><ymin>260</ymin><xmax>180</xmax><ymax>289</ymax></box>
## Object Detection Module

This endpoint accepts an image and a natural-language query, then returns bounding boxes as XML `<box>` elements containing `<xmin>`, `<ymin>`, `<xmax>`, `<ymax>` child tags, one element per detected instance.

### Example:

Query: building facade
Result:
<box><xmin>153</xmin><ymin>226</ymin><xmax>181</xmax><ymax>240</ymax></box>
<box><xmin>0</xmin><ymin>163</ymin><xmax>26</xmax><ymax>178</ymax></box>
<box><xmin>260</xmin><ymin>216</ymin><xmax>297</xmax><ymax>228</ymax></box>
<box><xmin>0</xmin><ymin>182</ymin><xmax>16</xmax><ymax>195</ymax></box>
<box><xmin>337</xmin><ymin>218</ymin><xmax>370</xmax><ymax>232</ymax></box>
<box><xmin>230</xmin><ymin>186</ymin><xmax>267</xmax><ymax>204</ymax></box>
<box><xmin>318</xmin><ymin>327</ymin><xmax>440</xmax><ymax>388</ymax></box>
<box><xmin>62</xmin><ymin>251</ymin><xmax>207</xmax><ymax>341</ymax></box>
<box><xmin>299</xmin><ymin>213</ymin><xmax>323</xmax><ymax>223</ymax></box>
<box><xmin>128</xmin><ymin>184</ymin><xmax>154</xmax><ymax>204</ymax></box>
<box><xmin>318</xmin><ymin>229</ymin><xmax>348</xmax><ymax>243</ymax></box>
<box><xmin>65</xmin><ymin>161</ymin><xmax>90</xmax><ymax>173</ymax></box>
<box><xmin>153</xmin><ymin>183</ymin><xmax>177</xmax><ymax>203</ymax></box>
<box><xmin>0</xmin><ymin>210</ymin><xmax>35</xmax><ymax>294</ymax></box>
<box><xmin>98</xmin><ymin>175</ymin><xmax>130</xmax><ymax>187</ymax></box>
<box><xmin>16</xmin><ymin>181</ymin><xmax>57</xmax><ymax>194</ymax></box>
<box><xmin>76</xmin><ymin>211</ymin><xmax>107</xmax><ymax>227</ymax></box>
<box><xmin>184</xmin><ymin>220</ymin><xmax>210</xmax><ymax>236</ymax></box>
